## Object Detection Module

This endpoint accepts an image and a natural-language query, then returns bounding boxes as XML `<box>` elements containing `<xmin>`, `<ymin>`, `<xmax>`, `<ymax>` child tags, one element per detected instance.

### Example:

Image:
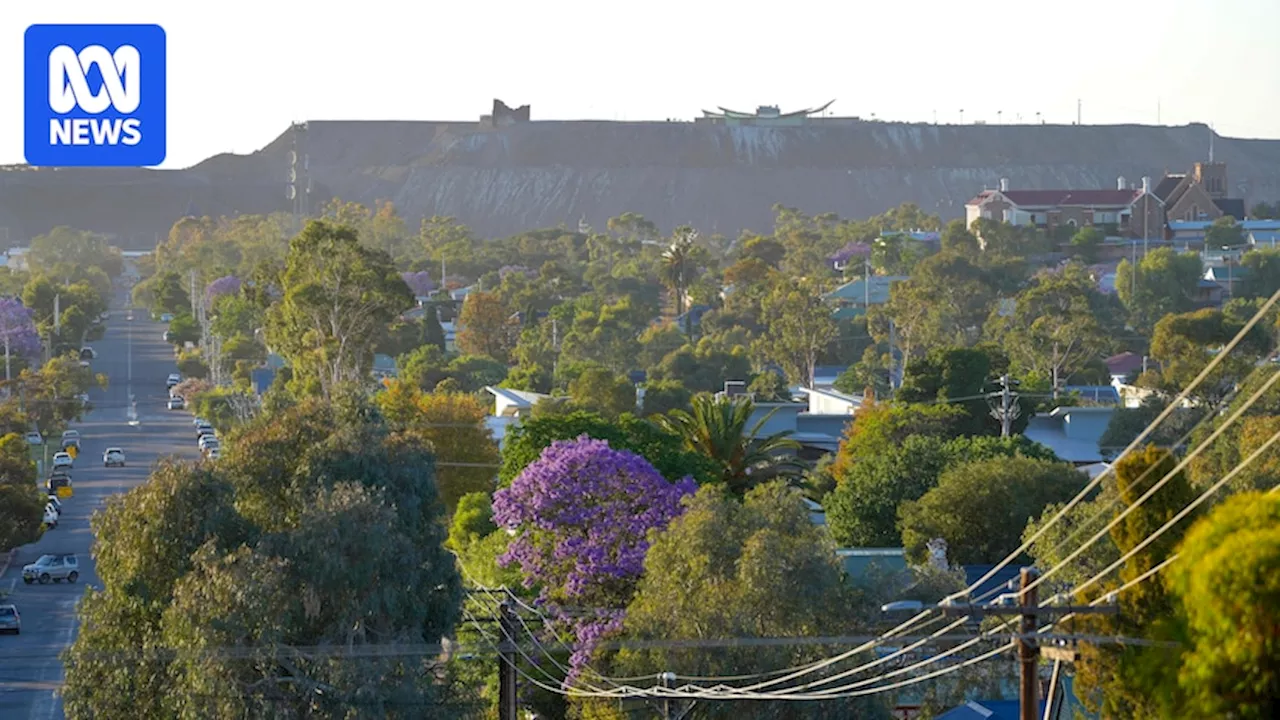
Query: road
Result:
<box><xmin>0</xmin><ymin>304</ymin><xmax>199</xmax><ymax>720</ymax></box>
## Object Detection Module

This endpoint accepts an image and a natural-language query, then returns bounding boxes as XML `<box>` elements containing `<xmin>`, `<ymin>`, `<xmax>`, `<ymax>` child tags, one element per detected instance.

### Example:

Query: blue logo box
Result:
<box><xmin>24</xmin><ymin>24</ymin><xmax>167</xmax><ymax>167</ymax></box>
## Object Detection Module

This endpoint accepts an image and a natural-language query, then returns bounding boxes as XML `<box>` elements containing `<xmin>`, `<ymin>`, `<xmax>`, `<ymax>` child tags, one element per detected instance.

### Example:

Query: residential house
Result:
<box><xmin>672</xmin><ymin>304</ymin><xmax>711</xmax><ymax>334</ymax></box>
<box><xmin>1104</xmin><ymin>352</ymin><xmax>1146</xmax><ymax>384</ymax></box>
<box><xmin>5</xmin><ymin>247</ymin><xmax>29</xmax><ymax>272</ymax></box>
<box><xmin>1200</xmin><ymin>246</ymin><xmax>1249</xmax><ymax>300</ymax></box>
<box><xmin>484</xmin><ymin>386</ymin><xmax>567</xmax><ymax>447</ymax></box>
<box><xmin>715</xmin><ymin>382</ymin><xmax>854</xmax><ymax>457</ymax></box>
<box><xmin>1061</xmin><ymin>385</ymin><xmax>1120</xmax><ymax>406</ymax></box>
<box><xmin>798</xmin><ymin>386</ymin><xmax>862</xmax><ymax>415</ymax></box>
<box><xmin>823</xmin><ymin>275</ymin><xmax>907</xmax><ymax>320</ymax></box>
<box><xmin>1249</xmin><ymin>229</ymin><xmax>1280</xmax><ymax>248</ymax></box>
<box><xmin>1022</xmin><ymin>406</ymin><xmax>1117</xmax><ymax>464</ymax></box>
<box><xmin>964</xmin><ymin>177</ymin><xmax>1163</xmax><ymax>240</ymax></box>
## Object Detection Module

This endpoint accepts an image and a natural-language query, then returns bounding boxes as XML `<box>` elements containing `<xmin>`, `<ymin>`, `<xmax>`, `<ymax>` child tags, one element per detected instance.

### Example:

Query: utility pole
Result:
<box><xmin>990</xmin><ymin>374</ymin><xmax>1021</xmax><ymax>437</ymax></box>
<box><xmin>497</xmin><ymin>601</ymin><xmax>518</xmax><ymax>720</ymax></box>
<box><xmin>1018</xmin><ymin>568</ymin><xmax>1040</xmax><ymax>720</ymax></box>
<box><xmin>927</xmin><ymin>574</ymin><xmax>1118</xmax><ymax>720</ymax></box>
<box><xmin>661</xmin><ymin>672</ymin><xmax>674</xmax><ymax>720</ymax></box>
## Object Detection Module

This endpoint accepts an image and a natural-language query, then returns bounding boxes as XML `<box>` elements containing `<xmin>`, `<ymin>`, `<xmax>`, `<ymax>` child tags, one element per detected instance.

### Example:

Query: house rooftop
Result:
<box><xmin>823</xmin><ymin>275</ymin><xmax>908</xmax><ymax>305</ymax></box>
<box><xmin>485</xmin><ymin>386</ymin><xmax>551</xmax><ymax>408</ymax></box>
<box><xmin>968</xmin><ymin>188</ymin><xmax>1141</xmax><ymax>207</ymax></box>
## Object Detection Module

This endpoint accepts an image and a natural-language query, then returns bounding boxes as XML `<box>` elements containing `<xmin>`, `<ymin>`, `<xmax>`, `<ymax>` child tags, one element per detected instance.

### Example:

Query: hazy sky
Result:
<box><xmin>2</xmin><ymin>0</ymin><xmax>1277</xmax><ymax>169</ymax></box>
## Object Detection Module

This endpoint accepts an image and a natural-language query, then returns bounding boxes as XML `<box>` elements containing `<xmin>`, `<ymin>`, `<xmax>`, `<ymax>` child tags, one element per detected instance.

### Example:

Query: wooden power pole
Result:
<box><xmin>1018</xmin><ymin>568</ymin><xmax>1040</xmax><ymax>720</ymax></box>
<box><xmin>498</xmin><ymin>601</ymin><xmax>518</xmax><ymax>720</ymax></box>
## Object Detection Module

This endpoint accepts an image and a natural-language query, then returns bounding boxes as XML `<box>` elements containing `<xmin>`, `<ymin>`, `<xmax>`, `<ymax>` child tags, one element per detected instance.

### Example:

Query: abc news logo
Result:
<box><xmin>48</xmin><ymin>44</ymin><xmax>143</xmax><ymax>147</ymax></box>
<box><xmin>24</xmin><ymin>24</ymin><xmax>167</xmax><ymax>167</ymax></box>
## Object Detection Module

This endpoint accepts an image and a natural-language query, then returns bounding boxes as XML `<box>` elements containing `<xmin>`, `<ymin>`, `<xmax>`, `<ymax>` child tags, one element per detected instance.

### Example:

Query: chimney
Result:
<box><xmin>1142</xmin><ymin>176</ymin><xmax>1151</xmax><ymax>193</ymax></box>
<box><xmin>999</xmin><ymin>178</ymin><xmax>1009</xmax><ymax>192</ymax></box>
<box><xmin>1118</xmin><ymin>176</ymin><xmax>1126</xmax><ymax>190</ymax></box>
<box><xmin>722</xmin><ymin>380</ymin><xmax>748</xmax><ymax>398</ymax></box>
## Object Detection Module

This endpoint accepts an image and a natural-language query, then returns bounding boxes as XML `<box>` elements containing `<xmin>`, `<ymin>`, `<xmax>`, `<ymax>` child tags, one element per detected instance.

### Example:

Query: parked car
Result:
<box><xmin>42</xmin><ymin>504</ymin><xmax>58</xmax><ymax>529</ymax></box>
<box><xmin>46</xmin><ymin>473</ymin><xmax>71</xmax><ymax>494</ymax></box>
<box><xmin>103</xmin><ymin>448</ymin><xmax>126</xmax><ymax>467</ymax></box>
<box><xmin>22</xmin><ymin>554</ymin><xmax>79</xmax><ymax>584</ymax></box>
<box><xmin>79</xmin><ymin>347</ymin><xmax>96</xmax><ymax>360</ymax></box>
<box><xmin>47</xmin><ymin>495</ymin><xmax>62</xmax><ymax>515</ymax></box>
<box><xmin>166</xmin><ymin>373</ymin><xmax>182</xmax><ymax>388</ymax></box>
<box><xmin>205</xmin><ymin>447</ymin><xmax>221</xmax><ymax>460</ymax></box>
<box><xmin>24</xmin><ymin>431</ymin><xmax>42</xmax><ymax>446</ymax></box>
<box><xmin>61</xmin><ymin>429</ymin><xmax>80</xmax><ymax>449</ymax></box>
<box><xmin>52</xmin><ymin>452</ymin><xmax>73</xmax><ymax>470</ymax></box>
<box><xmin>167</xmin><ymin>396</ymin><xmax>185</xmax><ymax>410</ymax></box>
<box><xmin>0</xmin><ymin>605</ymin><xmax>19</xmax><ymax>635</ymax></box>
<box><xmin>160</xmin><ymin>313</ymin><xmax>174</xmax><ymax>323</ymax></box>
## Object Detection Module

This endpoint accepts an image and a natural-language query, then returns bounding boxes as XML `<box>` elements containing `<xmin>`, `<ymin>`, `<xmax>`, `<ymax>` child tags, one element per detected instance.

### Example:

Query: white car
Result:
<box><xmin>198</xmin><ymin>435</ymin><xmax>219</xmax><ymax>450</ymax></box>
<box><xmin>43</xmin><ymin>504</ymin><xmax>58</xmax><ymax>529</ymax></box>
<box><xmin>192</xmin><ymin>416</ymin><xmax>207</xmax><ymax>427</ymax></box>
<box><xmin>103</xmin><ymin>448</ymin><xmax>125</xmax><ymax>467</ymax></box>
<box><xmin>61</xmin><ymin>430</ymin><xmax>80</xmax><ymax>449</ymax></box>
<box><xmin>52</xmin><ymin>452</ymin><xmax>73</xmax><ymax>470</ymax></box>
<box><xmin>166</xmin><ymin>373</ymin><xmax>182</xmax><ymax>389</ymax></box>
<box><xmin>168</xmin><ymin>396</ymin><xmax>185</xmax><ymax>410</ymax></box>
<box><xmin>205</xmin><ymin>447</ymin><xmax>221</xmax><ymax>461</ymax></box>
<box><xmin>24</xmin><ymin>431</ymin><xmax>42</xmax><ymax>446</ymax></box>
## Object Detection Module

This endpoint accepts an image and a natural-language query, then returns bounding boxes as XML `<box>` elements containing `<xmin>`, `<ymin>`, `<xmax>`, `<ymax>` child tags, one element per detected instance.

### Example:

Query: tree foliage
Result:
<box><xmin>265</xmin><ymin>220</ymin><xmax>413</xmax><ymax>397</ymax></box>
<box><xmin>62</xmin><ymin>398</ymin><xmax>464</xmax><ymax>718</ymax></box>
<box><xmin>492</xmin><ymin>437</ymin><xmax>696</xmax><ymax>677</ymax></box>
<box><xmin>899</xmin><ymin>456</ymin><xmax>1087</xmax><ymax>565</ymax></box>
<box><xmin>615</xmin><ymin>482</ymin><xmax>891</xmax><ymax>720</ymax></box>
<box><xmin>1166</xmin><ymin>491</ymin><xmax>1280</xmax><ymax>717</ymax></box>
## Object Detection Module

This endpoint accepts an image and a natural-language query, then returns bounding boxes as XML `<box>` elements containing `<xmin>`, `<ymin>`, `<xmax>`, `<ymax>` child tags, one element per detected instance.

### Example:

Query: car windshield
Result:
<box><xmin>106</xmin><ymin>448</ymin><xmax>122</xmax><ymax>454</ymax></box>
<box><xmin>0</xmin><ymin>608</ymin><xmax>15</xmax><ymax>618</ymax></box>
<box><xmin>63</xmin><ymin>431</ymin><xmax>78</xmax><ymax>437</ymax></box>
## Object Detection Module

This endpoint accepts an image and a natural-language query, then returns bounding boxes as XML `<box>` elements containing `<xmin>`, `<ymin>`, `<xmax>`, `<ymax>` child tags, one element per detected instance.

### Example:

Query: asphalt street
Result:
<box><xmin>0</xmin><ymin>302</ymin><xmax>200</xmax><ymax>720</ymax></box>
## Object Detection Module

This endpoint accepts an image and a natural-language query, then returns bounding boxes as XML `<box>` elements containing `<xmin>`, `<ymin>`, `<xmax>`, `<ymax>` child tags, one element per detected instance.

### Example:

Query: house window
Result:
<box><xmin>1002</xmin><ymin>209</ymin><xmax>1011</xmax><ymax>223</ymax></box>
<box><xmin>1067</xmin><ymin>219</ymin><xmax>1077</xmax><ymax>227</ymax></box>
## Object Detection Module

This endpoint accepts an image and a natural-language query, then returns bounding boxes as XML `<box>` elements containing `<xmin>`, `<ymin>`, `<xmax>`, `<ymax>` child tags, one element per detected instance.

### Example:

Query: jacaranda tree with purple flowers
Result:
<box><xmin>492</xmin><ymin>435</ymin><xmax>696</xmax><ymax>679</ymax></box>
<box><xmin>400</xmin><ymin>271</ymin><xmax>435</xmax><ymax>297</ymax></box>
<box><xmin>0</xmin><ymin>297</ymin><xmax>42</xmax><ymax>380</ymax></box>
<box><xmin>205</xmin><ymin>275</ymin><xmax>240</xmax><ymax>304</ymax></box>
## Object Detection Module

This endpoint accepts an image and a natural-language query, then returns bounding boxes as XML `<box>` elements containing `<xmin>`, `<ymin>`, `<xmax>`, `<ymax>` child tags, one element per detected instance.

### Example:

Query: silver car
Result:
<box><xmin>0</xmin><ymin>605</ymin><xmax>19</xmax><ymax>635</ymax></box>
<box><xmin>22</xmin><ymin>554</ymin><xmax>80</xmax><ymax>585</ymax></box>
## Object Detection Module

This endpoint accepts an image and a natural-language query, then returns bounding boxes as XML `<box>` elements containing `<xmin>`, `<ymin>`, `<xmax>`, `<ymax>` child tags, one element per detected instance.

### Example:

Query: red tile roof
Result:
<box><xmin>968</xmin><ymin>189</ymin><xmax>1142</xmax><ymax>208</ymax></box>
<box><xmin>1105</xmin><ymin>352</ymin><xmax>1145</xmax><ymax>376</ymax></box>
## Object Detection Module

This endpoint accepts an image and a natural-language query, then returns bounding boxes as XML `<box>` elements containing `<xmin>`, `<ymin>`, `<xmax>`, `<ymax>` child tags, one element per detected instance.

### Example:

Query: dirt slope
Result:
<box><xmin>2</xmin><ymin>120</ymin><xmax>1277</xmax><ymax>248</ymax></box>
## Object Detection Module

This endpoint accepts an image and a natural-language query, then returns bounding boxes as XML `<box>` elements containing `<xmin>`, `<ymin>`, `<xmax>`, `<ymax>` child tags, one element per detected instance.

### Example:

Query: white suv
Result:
<box><xmin>103</xmin><ymin>448</ymin><xmax>125</xmax><ymax>467</ymax></box>
<box><xmin>22</xmin><ymin>554</ymin><xmax>79</xmax><ymax>584</ymax></box>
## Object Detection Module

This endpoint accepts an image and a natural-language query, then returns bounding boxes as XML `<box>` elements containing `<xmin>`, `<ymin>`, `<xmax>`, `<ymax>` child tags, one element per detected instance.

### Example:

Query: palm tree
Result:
<box><xmin>660</xmin><ymin>229</ymin><xmax>699</xmax><ymax>322</ymax></box>
<box><xmin>654</xmin><ymin>393</ymin><xmax>802</xmax><ymax>495</ymax></box>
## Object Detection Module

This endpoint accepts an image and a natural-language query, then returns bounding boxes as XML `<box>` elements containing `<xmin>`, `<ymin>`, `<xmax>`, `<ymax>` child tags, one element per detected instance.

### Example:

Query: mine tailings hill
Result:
<box><xmin>2</xmin><ymin>120</ymin><xmax>1278</xmax><ymax>247</ymax></box>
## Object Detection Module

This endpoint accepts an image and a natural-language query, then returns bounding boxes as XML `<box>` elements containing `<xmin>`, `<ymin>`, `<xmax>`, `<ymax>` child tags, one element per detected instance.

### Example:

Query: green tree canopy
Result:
<box><xmin>613</xmin><ymin>482</ymin><xmax>891</xmax><ymax>720</ymax></box>
<box><xmin>899</xmin><ymin>456</ymin><xmax>1087</xmax><ymax>565</ymax></box>
<box><xmin>1166</xmin><ymin>491</ymin><xmax>1280</xmax><ymax>717</ymax></box>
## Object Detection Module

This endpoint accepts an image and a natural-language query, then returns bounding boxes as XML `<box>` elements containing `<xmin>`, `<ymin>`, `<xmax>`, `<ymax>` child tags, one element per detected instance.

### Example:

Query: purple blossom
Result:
<box><xmin>499</xmin><ymin>265</ymin><xmax>535</xmax><ymax>280</ymax></box>
<box><xmin>0</xmin><ymin>298</ymin><xmax>42</xmax><ymax>360</ymax></box>
<box><xmin>205</xmin><ymin>275</ymin><xmax>240</xmax><ymax>303</ymax></box>
<box><xmin>828</xmin><ymin>241</ymin><xmax>873</xmax><ymax>268</ymax></box>
<box><xmin>493</xmin><ymin>436</ymin><xmax>695</xmax><ymax>681</ymax></box>
<box><xmin>400</xmin><ymin>271</ymin><xmax>435</xmax><ymax>297</ymax></box>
